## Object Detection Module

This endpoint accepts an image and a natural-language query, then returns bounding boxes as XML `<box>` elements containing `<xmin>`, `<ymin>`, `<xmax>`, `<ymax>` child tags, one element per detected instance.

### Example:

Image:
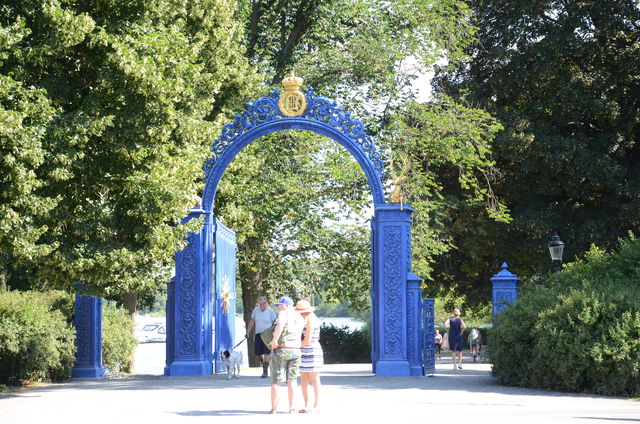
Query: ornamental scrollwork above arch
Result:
<box><xmin>203</xmin><ymin>87</ymin><xmax>386</xmax><ymax>182</ymax></box>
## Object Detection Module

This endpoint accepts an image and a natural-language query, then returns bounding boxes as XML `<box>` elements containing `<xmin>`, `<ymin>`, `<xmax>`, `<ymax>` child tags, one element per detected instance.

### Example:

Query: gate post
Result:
<box><xmin>165</xmin><ymin>206</ymin><xmax>212</xmax><ymax>376</ymax></box>
<box><xmin>72</xmin><ymin>293</ymin><xmax>104</xmax><ymax>378</ymax></box>
<box><xmin>372</xmin><ymin>203</ymin><xmax>414</xmax><ymax>376</ymax></box>
<box><xmin>422</xmin><ymin>298</ymin><xmax>435</xmax><ymax>376</ymax></box>
<box><xmin>407</xmin><ymin>272</ymin><xmax>423</xmax><ymax>376</ymax></box>
<box><xmin>491</xmin><ymin>262</ymin><xmax>519</xmax><ymax>323</ymax></box>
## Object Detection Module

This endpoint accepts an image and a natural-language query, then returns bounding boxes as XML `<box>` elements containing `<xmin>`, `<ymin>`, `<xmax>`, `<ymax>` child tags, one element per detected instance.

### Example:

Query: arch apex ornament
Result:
<box><xmin>278</xmin><ymin>70</ymin><xmax>307</xmax><ymax>117</ymax></box>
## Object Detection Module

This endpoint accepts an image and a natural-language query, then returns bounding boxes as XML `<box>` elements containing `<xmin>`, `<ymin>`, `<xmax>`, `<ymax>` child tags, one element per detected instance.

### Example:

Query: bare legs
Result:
<box><xmin>451</xmin><ymin>350</ymin><xmax>463</xmax><ymax>369</ymax></box>
<box><xmin>300</xmin><ymin>372</ymin><xmax>321</xmax><ymax>412</ymax></box>
<box><xmin>270</xmin><ymin>380</ymin><xmax>297</xmax><ymax>413</ymax></box>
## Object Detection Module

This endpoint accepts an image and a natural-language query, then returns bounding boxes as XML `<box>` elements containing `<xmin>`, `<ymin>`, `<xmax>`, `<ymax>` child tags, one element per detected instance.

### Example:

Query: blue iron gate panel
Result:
<box><xmin>370</xmin><ymin>215</ymin><xmax>378</xmax><ymax>373</ymax></box>
<box><xmin>422</xmin><ymin>298</ymin><xmax>435</xmax><ymax>375</ymax></box>
<box><xmin>213</xmin><ymin>218</ymin><xmax>237</xmax><ymax>373</ymax></box>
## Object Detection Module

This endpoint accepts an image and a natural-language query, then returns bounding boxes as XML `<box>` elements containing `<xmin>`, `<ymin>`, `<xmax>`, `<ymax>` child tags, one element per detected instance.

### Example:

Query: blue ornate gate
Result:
<box><xmin>213</xmin><ymin>218</ymin><xmax>237</xmax><ymax>373</ymax></box>
<box><xmin>422</xmin><ymin>298</ymin><xmax>436</xmax><ymax>375</ymax></box>
<box><xmin>164</xmin><ymin>72</ymin><xmax>424</xmax><ymax>377</ymax></box>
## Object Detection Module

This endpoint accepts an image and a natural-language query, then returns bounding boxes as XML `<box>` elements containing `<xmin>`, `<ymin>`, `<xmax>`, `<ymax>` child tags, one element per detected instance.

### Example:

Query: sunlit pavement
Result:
<box><xmin>1</xmin><ymin>355</ymin><xmax>638</xmax><ymax>424</ymax></box>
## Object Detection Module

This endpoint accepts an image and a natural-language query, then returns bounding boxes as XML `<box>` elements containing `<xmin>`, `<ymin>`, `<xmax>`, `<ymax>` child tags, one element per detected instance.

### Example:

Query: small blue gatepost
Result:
<box><xmin>491</xmin><ymin>262</ymin><xmax>519</xmax><ymax>321</ymax></box>
<box><xmin>71</xmin><ymin>293</ymin><xmax>104</xmax><ymax>378</ymax></box>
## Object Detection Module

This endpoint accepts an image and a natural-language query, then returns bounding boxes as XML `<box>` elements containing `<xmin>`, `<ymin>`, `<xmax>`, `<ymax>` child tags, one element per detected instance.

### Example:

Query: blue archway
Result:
<box><xmin>164</xmin><ymin>75</ymin><xmax>425</xmax><ymax>377</ymax></box>
<box><xmin>202</xmin><ymin>87</ymin><xmax>386</xmax><ymax>209</ymax></box>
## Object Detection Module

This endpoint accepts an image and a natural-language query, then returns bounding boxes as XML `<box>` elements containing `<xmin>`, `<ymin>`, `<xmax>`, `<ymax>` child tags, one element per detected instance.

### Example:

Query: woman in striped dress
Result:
<box><xmin>295</xmin><ymin>299</ymin><xmax>323</xmax><ymax>413</ymax></box>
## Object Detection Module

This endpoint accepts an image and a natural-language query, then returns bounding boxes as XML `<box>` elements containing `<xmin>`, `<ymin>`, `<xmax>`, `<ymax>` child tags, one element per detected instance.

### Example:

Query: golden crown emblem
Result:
<box><xmin>281</xmin><ymin>71</ymin><xmax>304</xmax><ymax>92</ymax></box>
<box><xmin>279</xmin><ymin>70</ymin><xmax>306</xmax><ymax>117</ymax></box>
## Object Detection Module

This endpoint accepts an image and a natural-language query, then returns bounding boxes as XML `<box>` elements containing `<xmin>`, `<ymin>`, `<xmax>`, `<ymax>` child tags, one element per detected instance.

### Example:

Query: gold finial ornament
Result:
<box><xmin>279</xmin><ymin>70</ymin><xmax>307</xmax><ymax>117</ymax></box>
<box><xmin>389</xmin><ymin>155</ymin><xmax>410</xmax><ymax>206</ymax></box>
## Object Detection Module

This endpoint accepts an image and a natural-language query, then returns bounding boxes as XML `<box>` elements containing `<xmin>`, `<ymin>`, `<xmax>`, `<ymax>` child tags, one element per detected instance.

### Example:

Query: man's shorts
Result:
<box><xmin>270</xmin><ymin>348</ymin><xmax>301</xmax><ymax>384</ymax></box>
<box><xmin>470</xmin><ymin>339</ymin><xmax>478</xmax><ymax>347</ymax></box>
<box><xmin>254</xmin><ymin>333</ymin><xmax>271</xmax><ymax>356</ymax></box>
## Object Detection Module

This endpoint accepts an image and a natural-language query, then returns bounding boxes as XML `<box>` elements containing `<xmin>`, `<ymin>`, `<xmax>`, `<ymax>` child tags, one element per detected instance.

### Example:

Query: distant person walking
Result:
<box><xmin>434</xmin><ymin>329</ymin><xmax>443</xmax><ymax>360</ymax></box>
<box><xmin>296</xmin><ymin>299</ymin><xmax>324</xmax><ymax>413</ymax></box>
<box><xmin>246</xmin><ymin>296</ymin><xmax>277</xmax><ymax>378</ymax></box>
<box><xmin>268</xmin><ymin>296</ymin><xmax>305</xmax><ymax>414</ymax></box>
<box><xmin>445</xmin><ymin>309</ymin><xmax>467</xmax><ymax>370</ymax></box>
<box><xmin>468</xmin><ymin>327</ymin><xmax>481</xmax><ymax>362</ymax></box>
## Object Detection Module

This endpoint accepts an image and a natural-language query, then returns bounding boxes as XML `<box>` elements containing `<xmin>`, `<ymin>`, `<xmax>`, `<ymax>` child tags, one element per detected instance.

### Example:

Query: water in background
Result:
<box><xmin>134</xmin><ymin>315</ymin><xmax>365</xmax><ymax>375</ymax></box>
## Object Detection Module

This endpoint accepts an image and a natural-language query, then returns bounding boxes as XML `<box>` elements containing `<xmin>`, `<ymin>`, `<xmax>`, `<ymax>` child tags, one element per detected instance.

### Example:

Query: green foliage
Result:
<box><xmin>0</xmin><ymin>0</ymin><xmax>258</xmax><ymax>298</ymax></box>
<box><xmin>0</xmin><ymin>290</ymin><xmax>76</xmax><ymax>385</ymax></box>
<box><xmin>432</xmin><ymin>0</ymin><xmax>640</xmax><ymax>301</ymax></box>
<box><xmin>102</xmin><ymin>305</ymin><xmax>137</xmax><ymax>374</ymax></box>
<box><xmin>390</xmin><ymin>96</ymin><xmax>508</xmax><ymax>301</ymax></box>
<box><xmin>319</xmin><ymin>324</ymin><xmax>371</xmax><ymax>363</ymax></box>
<box><xmin>490</xmin><ymin>236</ymin><xmax>640</xmax><ymax>396</ymax></box>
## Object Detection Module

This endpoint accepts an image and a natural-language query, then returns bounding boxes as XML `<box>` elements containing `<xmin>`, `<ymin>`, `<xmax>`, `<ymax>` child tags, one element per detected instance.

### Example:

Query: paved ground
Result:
<box><xmin>1</xmin><ymin>356</ymin><xmax>638</xmax><ymax>424</ymax></box>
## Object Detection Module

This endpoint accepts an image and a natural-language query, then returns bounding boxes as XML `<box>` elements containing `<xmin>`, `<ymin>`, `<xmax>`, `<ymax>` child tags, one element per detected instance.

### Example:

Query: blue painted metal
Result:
<box><xmin>370</xmin><ymin>215</ymin><xmax>378</xmax><ymax>374</ymax></box>
<box><xmin>491</xmin><ymin>262</ymin><xmax>519</xmax><ymax>322</ymax></box>
<box><xmin>213</xmin><ymin>218</ymin><xmax>237</xmax><ymax>373</ymax></box>
<box><xmin>201</xmin><ymin>88</ymin><xmax>386</xmax><ymax>209</ymax></box>
<box><xmin>72</xmin><ymin>294</ymin><xmax>104</xmax><ymax>378</ymax></box>
<box><xmin>166</xmin><ymin>86</ymin><xmax>424</xmax><ymax>377</ymax></box>
<box><xmin>371</xmin><ymin>203</ymin><xmax>414</xmax><ymax>376</ymax></box>
<box><xmin>407</xmin><ymin>272</ymin><xmax>423</xmax><ymax>376</ymax></box>
<box><xmin>165</xmin><ymin>207</ymin><xmax>214</xmax><ymax>377</ymax></box>
<box><xmin>421</xmin><ymin>298</ymin><xmax>435</xmax><ymax>376</ymax></box>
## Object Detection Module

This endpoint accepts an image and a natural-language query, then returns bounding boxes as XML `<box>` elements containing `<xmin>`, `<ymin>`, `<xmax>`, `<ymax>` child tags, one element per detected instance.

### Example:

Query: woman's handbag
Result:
<box><xmin>260</xmin><ymin>318</ymin><xmax>284</xmax><ymax>349</ymax></box>
<box><xmin>442</xmin><ymin>332</ymin><xmax>449</xmax><ymax>350</ymax></box>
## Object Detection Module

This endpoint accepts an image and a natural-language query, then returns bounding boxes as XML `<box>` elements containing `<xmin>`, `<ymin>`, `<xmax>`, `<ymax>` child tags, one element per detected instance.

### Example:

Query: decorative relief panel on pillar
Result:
<box><xmin>76</xmin><ymin>296</ymin><xmax>92</xmax><ymax>364</ymax></box>
<box><xmin>93</xmin><ymin>298</ymin><xmax>102</xmax><ymax>364</ymax></box>
<box><xmin>494</xmin><ymin>290</ymin><xmax>515</xmax><ymax>314</ymax></box>
<box><xmin>407</xmin><ymin>290</ymin><xmax>418</xmax><ymax>361</ymax></box>
<box><xmin>178</xmin><ymin>234</ymin><xmax>197</xmax><ymax>356</ymax></box>
<box><xmin>383</xmin><ymin>226</ymin><xmax>402</xmax><ymax>355</ymax></box>
<box><xmin>422</xmin><ymin>298</ymin><xmax>436</xmax><ymax>375</ymax></box>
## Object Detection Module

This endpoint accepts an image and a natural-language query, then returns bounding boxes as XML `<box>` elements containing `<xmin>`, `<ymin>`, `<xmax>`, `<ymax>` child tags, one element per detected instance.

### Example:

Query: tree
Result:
<box><xmin>432</xmin><ymin>0</ymin><xmax>640</xmax><ymax>294</ymax></box>
<box><xmin>389</xmin><ymin>95</ymin><xmax>508</xmax><ymax>304</ymax></box>
<box><xmin>0</xmin><ymin>1</ymin><xmax>258</xmax><ymax>311</ymax></box>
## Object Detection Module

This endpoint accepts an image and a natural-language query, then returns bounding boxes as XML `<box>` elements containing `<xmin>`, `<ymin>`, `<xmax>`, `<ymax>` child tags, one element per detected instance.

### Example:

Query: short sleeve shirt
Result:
<box><xmin>251</xmin><ymin>306</ymin><xmax>277</xmax><ymax>334</ymax></box>
<box><xmin>277</xmin><ymin>308</ymin><xmax>305</xmax><ymax>348</ymax></box>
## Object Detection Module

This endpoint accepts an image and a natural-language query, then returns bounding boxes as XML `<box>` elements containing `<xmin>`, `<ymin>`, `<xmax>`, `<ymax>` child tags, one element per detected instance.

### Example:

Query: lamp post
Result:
<box><xmin>548</xmin><ymin>233</ymin><xmax>565</xmax><ymax>273</ymax></box>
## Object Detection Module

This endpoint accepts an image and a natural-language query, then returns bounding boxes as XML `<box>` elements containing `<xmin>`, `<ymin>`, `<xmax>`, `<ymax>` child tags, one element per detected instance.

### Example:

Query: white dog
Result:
<box><xmin>221</xmin><ymin>350</ymin><xmax>242</xmax><ymax>380</ymax></box>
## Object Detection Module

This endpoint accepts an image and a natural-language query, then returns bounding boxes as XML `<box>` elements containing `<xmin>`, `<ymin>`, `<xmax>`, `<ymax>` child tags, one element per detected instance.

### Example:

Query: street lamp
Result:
<box><xmin>548</xmin><ymin>233</ymin><xmax>564</xmax><ymax>273</ymax></box>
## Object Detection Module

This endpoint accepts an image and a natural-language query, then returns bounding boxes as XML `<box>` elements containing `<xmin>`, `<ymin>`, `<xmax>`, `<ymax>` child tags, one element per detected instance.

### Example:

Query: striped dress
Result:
<box><xmin>300</xmin><ymin>315</ymin><xmax>324</xmax><ymax>373</ymax></box>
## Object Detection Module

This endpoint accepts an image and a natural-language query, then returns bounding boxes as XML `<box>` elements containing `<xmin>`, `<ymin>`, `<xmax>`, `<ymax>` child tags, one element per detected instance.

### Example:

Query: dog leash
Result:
<box><xmin>231</xmin><ymin>335</ymin><xmax>247</xmax><ymax>351</ymax></box>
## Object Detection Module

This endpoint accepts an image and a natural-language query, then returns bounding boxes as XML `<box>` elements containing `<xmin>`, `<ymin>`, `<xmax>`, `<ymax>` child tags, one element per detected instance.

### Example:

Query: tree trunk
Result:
<box><xmin>122</xmin><ymin>291</ymin><xmax>138</xmax><ymax>373</ymax></box>
<box><xmin>239</xmin><ymin>263</ymin><xmax>268</xmax><ymax>367</ymax></box>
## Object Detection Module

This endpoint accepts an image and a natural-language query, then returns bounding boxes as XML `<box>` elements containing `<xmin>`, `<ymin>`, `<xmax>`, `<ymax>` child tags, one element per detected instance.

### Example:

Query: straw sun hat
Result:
<box><xmin>295</xmin><ymin>299</ymin><xmax>315</xmax><ymax>313</ymax></box>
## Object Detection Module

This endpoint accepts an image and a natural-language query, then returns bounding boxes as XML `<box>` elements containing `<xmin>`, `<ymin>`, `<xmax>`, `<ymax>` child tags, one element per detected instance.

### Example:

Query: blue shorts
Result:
<box><xmin>449</xmin><ymin>334</ymin><xmax>464</xmax><ymax>352</ymax></box>
<box><xmin>254</xmin><ymin>334</ymin><xmax>271</xmax><ymax>356</ymax></box>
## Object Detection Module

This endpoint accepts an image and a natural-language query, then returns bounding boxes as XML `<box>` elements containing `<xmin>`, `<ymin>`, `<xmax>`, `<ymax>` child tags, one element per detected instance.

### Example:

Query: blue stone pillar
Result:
<box><xmin>491</xmin><ymin>262</ymin><xmax>519</xmax><ymax>322</ymax></box>
<box><xmin>72</xmin><ymin>294</ymin><xmax>104</xmax><ymax>378</ymax></box>
<box><xmin>372</xmin><ymin>203</ymin><xmax>415</xmax><ymax>376</ymax></box>
<box><xmin>164</xmin><ymin>207</ymin><xmax>213</xmax><ymax>377</ymax></box>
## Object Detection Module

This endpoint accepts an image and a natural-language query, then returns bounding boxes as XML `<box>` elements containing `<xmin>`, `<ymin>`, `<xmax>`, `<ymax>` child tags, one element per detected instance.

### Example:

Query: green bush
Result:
<box><xmin>319</xmin><ymin>324</ymin><xmax>371</xmax><ymax>363</ymax></box>
<box><xmin>490</xmin><ymin>237</ymin><xmax>640</xmax><ymax>396</ymax></box>
<box><xmin>0</xmin><ymin>290</ymin><xmax>76</xmax><ymax>385</ymax></box>
<box><xmin>102</xmin><ymin>306</ymin><xmax>138</xmax><ymax>373</ymax></box>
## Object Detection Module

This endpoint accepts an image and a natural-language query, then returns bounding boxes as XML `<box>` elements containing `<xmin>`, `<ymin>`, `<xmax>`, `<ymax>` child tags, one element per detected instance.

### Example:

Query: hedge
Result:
<box><xmin>0</xmin><ymin>290</ymin><xmax>76</xmax><ymax>385</ymax></box>
<box><xmin>490</xmin><ymin>237</ymin><xmax>640</xmax><ymax>397</ymax></box>
<box><xmin>320</xmin><ymin>324</ymin><xmax>371</xmax><ymax>363</ymax></box>
<box><xmin>102</xmin><ymin>305</ymin><xmax>137</xmax><ymax>373</ymax></box>
<box><xmin>0</xmin><ymin>290</ymin><xmax>139</xmax><ymax>384</ymax></box>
